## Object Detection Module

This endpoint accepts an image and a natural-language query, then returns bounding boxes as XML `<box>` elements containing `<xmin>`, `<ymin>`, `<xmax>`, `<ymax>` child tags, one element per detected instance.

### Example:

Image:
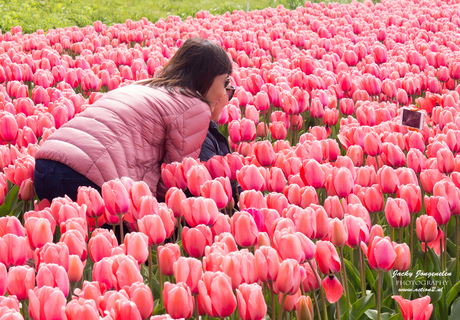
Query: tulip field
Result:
<box><xmin>3</xmin><ymin>0</ymin><xmax>460</xmax><ymax>319</ymax></box>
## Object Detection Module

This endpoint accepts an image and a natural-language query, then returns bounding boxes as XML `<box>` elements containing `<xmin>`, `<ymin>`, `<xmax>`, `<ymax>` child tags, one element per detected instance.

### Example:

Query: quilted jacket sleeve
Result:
<box><xmin>156</xmin><ymin>102</ymin><xmax>211</xmax><ymax>200</ymax></box>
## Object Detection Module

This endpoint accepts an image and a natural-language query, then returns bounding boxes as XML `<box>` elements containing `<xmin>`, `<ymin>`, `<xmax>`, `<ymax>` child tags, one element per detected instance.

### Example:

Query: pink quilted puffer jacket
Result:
<box><xmin>35</xmin><ymin>84</ymin><xmax>211</xmax><ymax>200</ymax></box>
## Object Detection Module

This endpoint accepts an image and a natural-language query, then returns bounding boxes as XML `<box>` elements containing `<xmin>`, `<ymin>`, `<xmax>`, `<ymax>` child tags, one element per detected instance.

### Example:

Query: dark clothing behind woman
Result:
<box><xmin>198</xmin><ymin>121</ymin><xmax>241</xmax><ymax>206</ymax></box>
<box><xmin>199</xmin><ymin>121</ymin><xmax>232</xmax><ymax>160</ymax></box>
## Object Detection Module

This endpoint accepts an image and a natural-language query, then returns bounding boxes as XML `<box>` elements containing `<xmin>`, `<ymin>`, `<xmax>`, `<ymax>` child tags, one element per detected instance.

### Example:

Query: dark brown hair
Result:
<box><xmin>139</xmin><ymin>37</ymin><xmax>233</xmax><ymax>105</ymax></box>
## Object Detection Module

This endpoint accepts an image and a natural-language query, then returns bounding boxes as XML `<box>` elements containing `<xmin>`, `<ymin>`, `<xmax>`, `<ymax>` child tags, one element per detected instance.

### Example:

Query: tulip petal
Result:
<box><xmin>322</xmin><ymin>275</ymin><xmax>343</xmax><ymax>303</ymax></box>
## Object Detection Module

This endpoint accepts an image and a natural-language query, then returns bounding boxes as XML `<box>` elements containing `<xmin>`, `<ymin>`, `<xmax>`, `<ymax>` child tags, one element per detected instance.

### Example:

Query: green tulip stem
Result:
<box><xmin>398</xmin><ymin>228</ymin><xmax>402</xmax><ymax>244</ymax></box>
<box><xmin>336</xmin><ymin>301</ymin><xmax>341</xmax><ymax>320</ymax></box>
<box><xmin>148</xmin><ymin>246</ymin><xmax>153</xmax><ymax>292</ymax></box>
<box><xmin>269</xmin><ymin>282</ymin><xmax>276</xmax><ymax>320</ymax></box>
<box><xmin>156</xmin><ymin>245</ymin><xmax>164</xmax><ymax>307</ymax></box>
<box><xmin>359</xmin><ymin>247</ymin><xmax>366</xmax><ymax>297</ymax></box>
<box><xmin>424</xmin><ymin>241</ymin><xmax>427</xmax><ymax>295</ymax></box>
<box><xmin>312</xmin><ymin>291</ymin><xmax>321</xmax><ymax>320</ymax></box>
<box><xmin>377</xmin><ymin>271</ymin><xmax>382</xmax><ymax>320</ymax></box>
<box><xmin>177</xmin><ymin>217</ymin><xmax>183</xmax><ymax>244</ymax></box>
<box><xmin>195</xmin><ymin>294</ymin><xmax>199</xmax><ymax>320</ymax></box>
<box><xmin>95</xmin><ymin>215</ymin><xmax>99</xmax><ymax>229</ymax></box>
<box><xmin>118</xmin><ymin>213</ymin><xmax>124</xmax><ymax>244</ymax></box>
<box><xmin>339</xmin><ymin>246</ymin><xmax>350</xmax><ymax>310</ymax></box>
<box><xmin>279</xmin><ymin>293</ymin><xmax>288</xmax><ymax>320</ymax></box>
<box><xmin>21</xmin><ymin>303</ymin><xmax>26</xmax><ymax>319</ymax></box>
<box><xmin>410</xmin><ymin>215</ymin><xmax>414</xmax><ymax>268</ymax></box>
<box><xmin>308</xmin><ymin>260</ymin><xmax>328</xmax><ymax>320</ymax></box>
<box><xmin>456</xmin><ymin>216</ymin><xmax>459</xmax><ymax>282</ymax></box>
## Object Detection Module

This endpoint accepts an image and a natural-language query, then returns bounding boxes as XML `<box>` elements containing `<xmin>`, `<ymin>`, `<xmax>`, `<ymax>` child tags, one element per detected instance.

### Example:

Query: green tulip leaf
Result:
<box><xmin>448</xmin><ymin>296</ymin><xmax>460</xmax><ymax>320</ymax></box>
<box><xmin>447</xmin><ymin>281</ymin><xmax>460</xmax><ymax>307</ymax></box>
<box><xmin>427</xmin><ymin>246</ymin><xmax>442</xmax><ymax>273</ymax></box>
<box><xmin>363</xmin><ymin>310</ymin><xmax>392</xmax><ymax>320</ymax></box>
<box><xmin>0</xmin><ymin>185</ymin><xmax>19</xmax><ymax>217</ymax></box>
<box><xmin>387</xmin><ymin>314</ymin><xmax>403</xmax><ymax>320</ymax></box>
<box><xmin>344</xmin><ymin>259</ymin><xmax>362</xmax><ymax>292</ymax></box>
<box><xmin>349</xmin><ymin>293</ymin><xmax>375</xmax><ymax>320</ymax></box>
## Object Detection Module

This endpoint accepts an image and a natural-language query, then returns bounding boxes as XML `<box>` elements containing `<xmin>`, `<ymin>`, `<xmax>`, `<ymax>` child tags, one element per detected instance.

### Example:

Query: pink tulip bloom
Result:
<box><xmin>157</xmin><ymin>243</ymin><xmax>181</xmax><ymax>276</ymax></box>
<box><xmin>231</xmin><ymin>211</ymin><xmax>259</xmax><ymax>248</ymax></box>
<box><xmin>361</xmin><ymin>236</ymin><xmax>396</xmax><ymax>272</ymax></box>
<box><xmin>173</xmin><ymin>257</ymin><xmax>203</xmax><ymax>295</ymax></box>
<box><xmin>416</xmin><ymin>215</ymin><xmax>438</xmax><ymax>243</ymax></box>
<box><xmin>236</xmin><ymin>283</ymin><xmax>267</xmax><ymax>320</ymax></box>
<box><xmin>124</xmin><ymin>282</ymin><xmax>154</xmax><ymax>320</ymax></box>
<box><xmin>181</xmin><ymin>197</ymin><xmax>220</xmax><ymax>227</ymax></box>
<box><xmin>385</xmin><ymin>198</ymin><xmax>410</xmax><ymax>229</ymax></box>
<box><xmin>138</xmin><ymin>214</ymin><xmax>166</xmax><ymax>246</ymax></box>
<box><xmin>64</xmin><ymin>298</ymin><xmax>100</xmax><ymax>320</ymax></box>
<box><xmin>36</xmin><ymin>263</ymin><xmax>70</xmax><ymax>296</ymax></box>
<box><xmin>0</xmin><ymin>234</ymin><xmax>27</xmax><ymax>268</ymax></box>
<box><xmin>182</xmin><ymin>225</ymin><xmax>212</xmax><ymax>258</ymax></box>
<box><xmin>198</xmin><ymin>272</ymin><xmax>236</xmax><ymax>318</ymax></box>
<box><xmin>424</xmin><ymin>196</ymin><xmax>451</xmax><ymax>226</ymax></box>
<box><xmin>124</xmin><ymin>232</ymin><xmax>149</xmax><ymax>265</ymax></box>
<box><xmin>28</xmin><ymin>286</ymin><xmax>67</xmax><ymax>320</ymax></box>
<box><xmin>391</xmin><ymin>295</ymin><xmax>433</xmax><ymax>320</ymax></box>
<box><xmin>275</xmin><ymin>259</ymin><xmax>302</xmax><ymax>295</ymax></box>
<box><xmin>7</xmin><ymin>266</ymin><xmax>35</xmax><ymax>301</ymax></box>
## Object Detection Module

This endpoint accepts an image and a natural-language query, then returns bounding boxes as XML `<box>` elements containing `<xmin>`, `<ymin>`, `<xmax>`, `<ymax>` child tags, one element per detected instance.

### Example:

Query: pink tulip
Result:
<box><xmin>123</xmin><ymin>282</ymin><xmax>153</xmax><ymax>320</ymax></box>
<box><xmin>385</xmin><ymin>198</ymin><xmax>410</xmax><ymax>229</ymax></box>
<box><xmin>158</xmin><ymin>243</ymin><xmax>181</xmax><ymax>276</ymax></box>
<box><xmin>343</xmin><ymin>215</ymin><xmax>369</xmax><ymax>249</ymax></box>
<box><xmin>88</xmin><ymin>229</ymin><xmax>118</xmax><ymax>263</ymax></box>
<box><xmin>182</xmin><ymin>225</ymin><xmax>212</xmax><ymax>258</ymax></box>
<box><xmin>0</xmin><ymin>263</ymin><xmax>6</xmax><ymax>296</ymax></box>
<box><xmin>161</xmin><ymin>162</ymin><xmax>187</xmax><ymax>190</ymax></box>
<box><xmin>275</xmin><ymin>259</ymin><xmax>301</xmax><ymax>295</ymax></box>
<box><xmin>198</xmin><ymin>271</ymin><xmax>237</xmax><ymax>318</ymax></box>
<box><xmin>124</xmin><ymin>232</ymin><xmax>149</xmax><ymax>265</ymax></box>
<box><xmin>0</xmin><ymin>234</ymin><xmax>27</xmax><ymax>268</ymax></box>
<box><xmin>397</xmin><ymin>184</ymin><xmax>422</xmax><ymax>214</ymax></box>
<box><xmin>254</xmin><ymin>246</ymin><xmax>280</xmax><ymax>283</ymax></box>
<box><xmin>392</xmin><ymin>243</ymin><xmax>411</xmax><ymax>271</ymax></box>
<box><xmin>173</xmin><ymin>257</ymin><xmax>202</xmax><ymax>295</ymax></box>
<box><xmin>36</xmin><ymin>263</ymin><xmax>69</xmax><ymax>296</ymax></box>
<box><xmin>377</xmin><ymin>166</ymin><xmax>400</xmax><ymax>194</ymax></box>
<box><xmin>424</xmin><ymin>196</ymin><xmax>451</xmax><ymax>226</ymax></box>
<box><xmin>296</xmin><ymin>295</ymin><xmax>314</xmax><ymax>320</ymax></box>
<box><xmin>68</xmin><ymin>255</ymin><xmax>84</xmax><ymax>283</ymax></box>
<box><xmin>0</xmin><ymin>114</ymin><xmax>18</xmax><ymax>143</ymax></box>
<box><xmin>416</xmin><ymin>215</ymin><xmax>438</xmax><ymax>243</ymax></box>
<box><xmin>420</xmin><ymin>169</ymin><xmax>444</xmax><ymax>194</ymax></box>
<box><xmin>138</xmin><ymin>215</ymin><xmax>166</xmax><ymax>246</ymax></box>
<box><xmin>110</xmin><ymin>299</ymin><xmax>142</xmax><ymax>320</ymax></box>
<box><xmin>253</xmin><ymin>141</ymin><xmax>275</xmax><ymax>167</ymax></box>
<box><xmin>231</xmin><ymin>211</ymin><xmax>259</xmax><ymax>247</ymax></box>
<box><xmin>391</xmin><ymin>295</ymin><xmax>433</xmax><ymax>320</ymax></box>
<box><xmin>28</xmin><ymin>286</ymin><xmax>67</xmax><ymax>320</ymax></box>
<box><xmin>24</xmin><ymin>217</ymin><xmax>53</xmax><ymax>250</ymax></box>
<box><xmin>300</xmin><ymin>159</ymin><xmax>326</xmax><ymax>189</ymax></box>
<box><xmin>64</xmin><ymin>298</ymin><xmax>100</xmax><ymax>320</ymax></box>
<box><xmin>7</xmin><ymin>266</ymin><xmax>35</xmax><ymax>301</ymax></box>
<box><xmin>361</xmin><ymin>236</ymin><xmax>396</xmax><ymax>272</ymax></box>
<box><xmin>181</xmin><ymin>197</ymin><xmax>219</xmax><ymax>227</ymax></box>
<box><xmin>236</xmin><ymin>283</ymin><xmax>267</xmax><ymax>320</ymax></box>
<box><xmin>101</xmin><ymin>179</ymin><xmax>130</xmax><ymax>217</ymax></box>
<box><xmin>186</xmin><ymin>165</ymin><xmax>212</xmax><ymax>196</ymax></box>
<box><xmin>60</xmin><ymin>230</ymin><xmax>87</xmax><ymax>261</ymax></box>
<box><xmin>237</xmin><ymin>165</ymin><xmax>268</xmax><ymax>192</ymax></box>
<box><xmin>77</xmin><ymin>186</ymin><xmax>105</xmax><ymax>219</ymax></box>
<box><xmin>165</xmin><ymin>187</ymin><xmax>186</xmax><ymax>218</ymax></box>
<box><xmin>163</xmin><ymin>282</ymin><xmax>194</xmax><ymax>319</ymax></box>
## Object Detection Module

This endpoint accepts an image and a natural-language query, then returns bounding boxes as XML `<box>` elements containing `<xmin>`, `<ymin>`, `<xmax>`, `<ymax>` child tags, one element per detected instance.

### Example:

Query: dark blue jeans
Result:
<box><xmin>34</xmin><ymin>159</ymin><xmax>101</xmax><ymax>202</ymax></box>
